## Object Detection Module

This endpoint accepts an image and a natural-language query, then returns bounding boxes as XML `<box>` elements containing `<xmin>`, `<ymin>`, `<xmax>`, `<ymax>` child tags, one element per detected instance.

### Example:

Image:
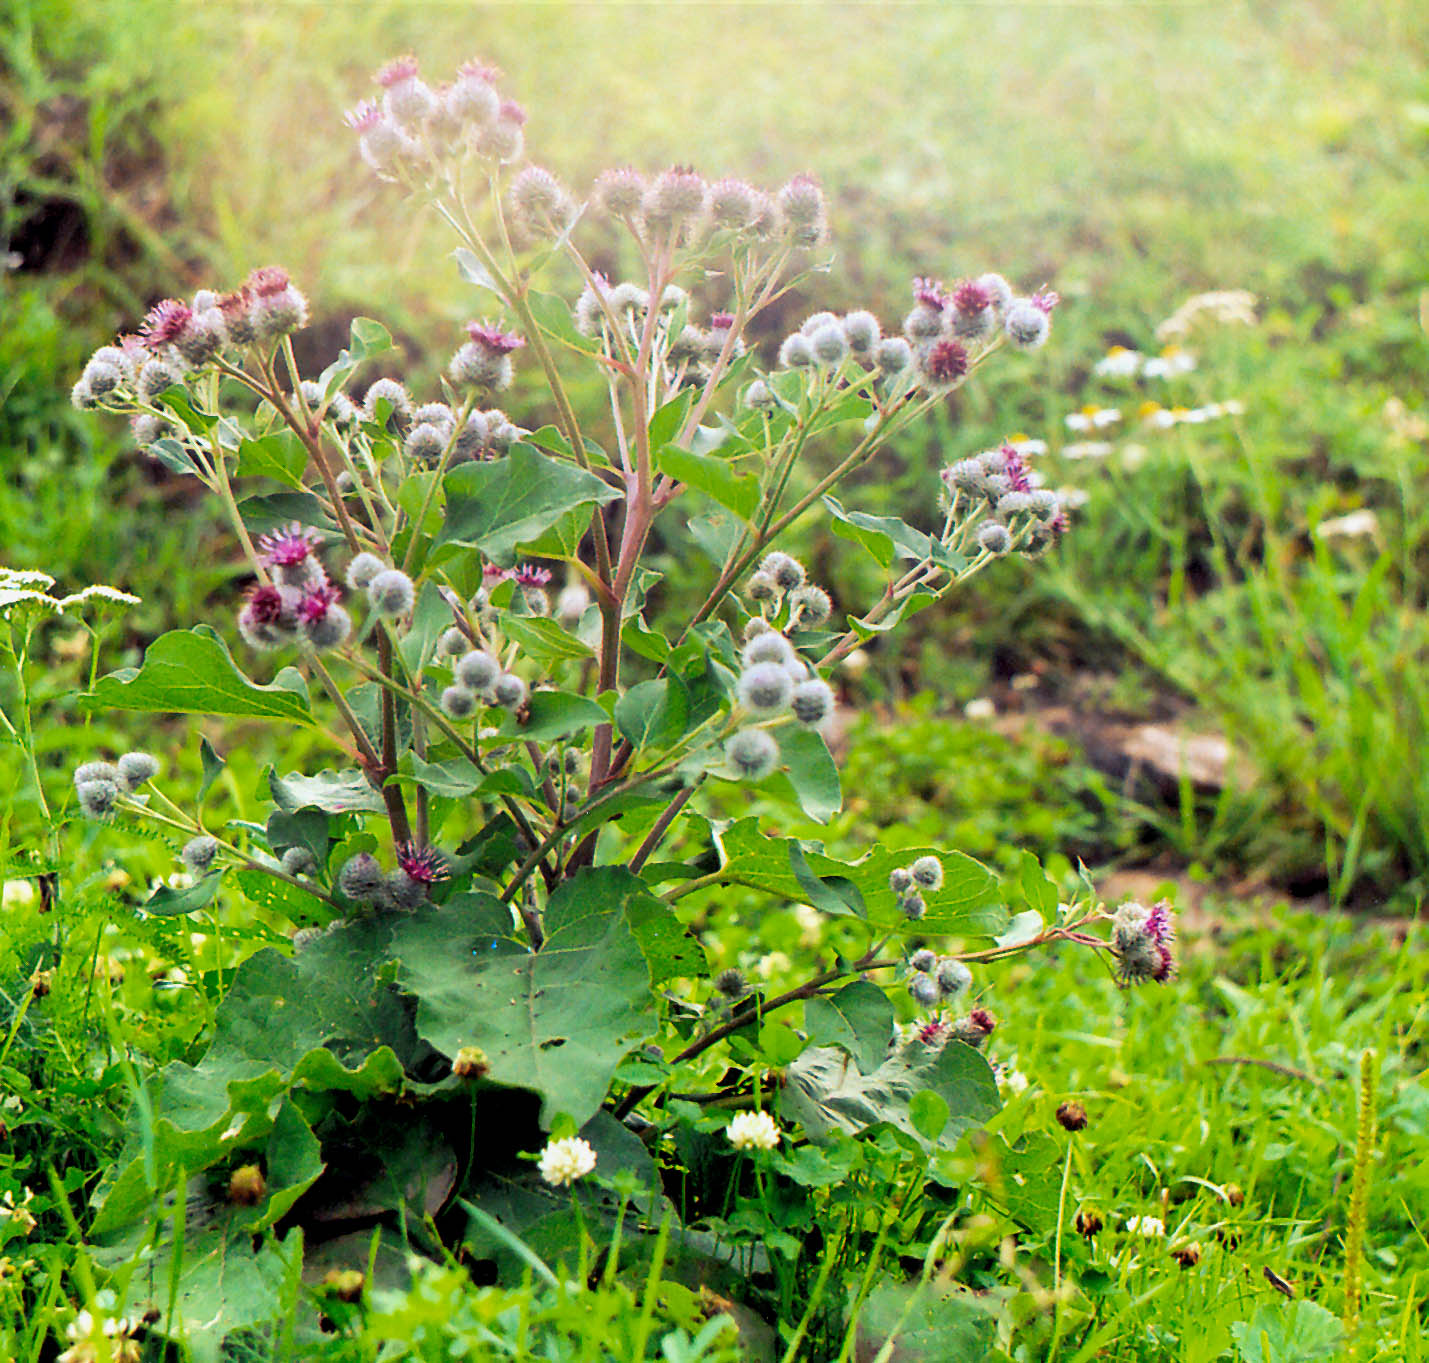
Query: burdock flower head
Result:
<box><xmin>246</xmin><ymin>266</ymin><xmax>308</xmax><ymax>339</ymax></box>
<box><xmin>345</xmin><ymin>97</ymin><xmax>412</xmax><ymax>176</ymax></box>
<box><xmin>297</xmin><ymin>584</ymin><xmax>351</xmax><ymax>650</ymax></box>
<box><xmin>1110</xmin><ymin>898</ymin><xmax>1176</xmax><ymax>985</ymax></box>
<box><xmin>450</xmin><ymin>322</ymin><xmax>524</xmax><ymax>391</ymax></box>
<box><xmin>376</xmin><ymin>54</ymin><xmax>436</xmax><ymax>130</ymax></box>
<box><xmin>140</xmin><ymin>298</ymin><xmax>194</xmax><ymax>351</ymax></box>
<box><xmin>258</xmin><ymin>522</ymin><xmax>324</xmax><ymax>586</ymax></box>
<box><xmin>237</xmin><ymin>583</ymin><xmax>301</xmax><ymax>651</ymax></box>
<box><xmin>918</xmin><ymin>338</ymin><xmax>970</xmax><ymax>390</ymax></box>
<box><xmin>396</xmin><ymin>842</ymin><xmax>449</xmax><ymax>887</ymax></box>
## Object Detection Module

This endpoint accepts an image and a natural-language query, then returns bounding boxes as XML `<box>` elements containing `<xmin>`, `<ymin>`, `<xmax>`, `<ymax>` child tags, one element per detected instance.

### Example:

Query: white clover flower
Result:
<box><xmin>727</xmin><ymin>1110</ymin><xmax>781</xmax><ymax>1151</ymax></box>
<box><xmin>1093</xmin><ymin>346</ymin><xmax>1143</xmax><ymax>378</ymax></box>
<box><xmin>1125</xmin><ymin>1214</ymin><xmax>1166</xmax><ymax>1238</ymax></box>
<box><xmin>1064</xmin><ymin>406</ymin><xmax>1121</xmax><ymax>432</ymax></box>
<box><xmin>538</xmin><ymin>1136</ymin><xmax>597</xmax><ymax>1187</ymax></box>
<box><xmin>963</xmin><ymin>697</ymin><xmax>996</xmax><ymax>721</ymax></box>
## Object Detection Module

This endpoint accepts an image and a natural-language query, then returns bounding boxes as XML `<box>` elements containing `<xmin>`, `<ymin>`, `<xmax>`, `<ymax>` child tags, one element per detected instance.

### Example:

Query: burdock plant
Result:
<box><xmin>64</xmin><ymin>47</ymin><xmax>1157</xmax><ymax>1356</ymax></box>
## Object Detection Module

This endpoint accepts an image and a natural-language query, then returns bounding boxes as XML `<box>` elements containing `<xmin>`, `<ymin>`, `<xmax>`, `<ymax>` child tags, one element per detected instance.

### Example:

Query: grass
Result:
<box><xmin>3</xmin><ymin>0</ymin><xmax>1429</xmax><ymax>1356</ymax></box>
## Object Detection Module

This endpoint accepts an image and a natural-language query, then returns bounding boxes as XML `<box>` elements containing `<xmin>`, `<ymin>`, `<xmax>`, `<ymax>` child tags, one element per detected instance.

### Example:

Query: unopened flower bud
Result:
<box><xmin>181</xmin><ymin>835</ymin><xmax>219</xmax><ymax>875</ymax></box>
<box><xmin>76</xmin><ymin>778</ymin><xmax>119</xmax><ymax>819</ymax></box>
<box><xmin>451</xmin><ymin>1045</ymin><xmax>489</xmax><ymax>1079</ymax></box>
<box><xmin>778</xmin><ymin>333</ymin><xmax>815</xmax><ymax>369</ymax></box>
<box><xmin>116</xmin><ymin>752</ymin><xmax>160</xmax><ymax>791</ymax></box>
<box><xmin>280</xmin><ymin>846</ymin><xmax>317</xmax><ymax>878</ymax></box>
<box><xmin>977</xmin><ymin>522</ymin><xmax>1012</xmax><ymax>557</ymax></box>
<box><xmin>228</xmin><ymin>1164</ymin><xmax>267</xmax><ymax>1206</ymax></box>
<box><xmin>363</xmin><ymin>378</ymin><xmax>411</xmax><ymax>430</ymax></box>
<box><xmin>726</xmin><ymin>728</ymin><xmax>778</xmax><ymax>782</ymax></box>
<box><xmin>1056</xmin><ymin>1100</ymin><xmax>1088</xmax><ymax>1132</ymax></box>
<box><xmin>493</xmin><ymin>673</ymin><xmax>527</xmax><ymax>708</ymax></box>
<box><xmin>935</xmin><ymin>958</ymin><xmax>972</xmax><ymax>997</ymax></box>
<box><xmin>910</xmin><ymin>948</ymin><xmax>937</xmax><ymax>973</ymax></box>
<box><xmin>1004</xmin><ymin>300</ymin><xmax>1051</xmax><ymax>350</ymax></box>
<box><xmin>744</xmin><ymin>379</ymin><xmax>777</xmax><ymax>411</ymax></box>
<box><xmin>873</xmin><ymin>336</ymin><xmax>913</xmax><ymax>372</ymax></box>
<box><xmin>714</xmin><ymin>967</ymin><xmax>748</xmax><ymax>999</ymax></box>
<box><xmin>759</xmin><ymin>551</ymin><xmax>804</xmax><ymax>592</ymax></box>
<box><xmin>592</xmin><ymin>166</ymin><xmax>646</xmax><ymax>217</ymax></box>
<box><xmin>742</xmin><ymin>631</ymin><xmax>795</xmax><ymax>668</ymax></box>
<box><xmin>908</xmin><ymin>973</ymin><xmax>940</xmax><ymax>1008</ymax></box>
<box><xmin>404</xmin><ymin>421</ymin><xmax>448</xmax><ymax>464</ymax></box>
<box><xmin>746</xmin><ymin>570</ymin><xmax>778</xmax><ymax>601</ymax></box>
<box><xmin>441</xmin><ymin>685</ymin><xmax>478</xmax><ymax>719</ymax></box>
<box><xmin>438</xmin><ymin>627</ymin><xmax>468</xmax><ymax>658</ymax></box>
<box><xmin>455</xmin><ymin>649</ymin><xmax>500</xmax><ymax>692</ymax></box>
<box><xmin>738</xmin><ymin>662</ymin><xmax>794</xmax><ymax>715</ymax></box>
<box><xmin>368</xmin><ymin>569</ymin><xmax>415</xmax><ymax>617</ymax></box>
<box><xmin>1075</xmin><ymin>1207</ymin><xmax>1103</xmax><ymax>1238</ymax></box>
<box><xmin>791</xmin><ymin>678</ymin><xmax>834</xmax><ymax>726</ymax></box>
<box><xmin>889</xmin><ymin>866</ymin><xmax>913</xmax><ymax>895</ymax></box>
<box><xmin>910</xmin><ymin>855</ymin><xmax>943</xmax><ymax>890</ymax></box>
<box><xmin>345</xmin><ymin>552</ymin><xmax>386</xmax><ymax>592</ymax></box>
<box><xmin>338</xmin><ymin>852</ymin><xmax>384</xmax><ymax>902</ymax></box>
<box><xmin>842</xmin><ymin>310</ymin><xmax>881</xmax><ymax>357</ymax></box>
<box><xmin>809</xmin><ymin>322</ymin><xmax>849</xmax><ymax>367</ymax></box>
<box><xmin>899</xmin><ymin>892</ymin><xmax>927</xmax><ymax>921</ymax></box>
<box><xmin>777</xmin><ymin>174</ymin><xmax>824</xmax><ymax>227</ymax></box>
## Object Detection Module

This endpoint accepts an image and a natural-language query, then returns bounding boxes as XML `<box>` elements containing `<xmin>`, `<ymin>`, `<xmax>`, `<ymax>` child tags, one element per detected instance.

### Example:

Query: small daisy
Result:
<box><xmin>1065</xmin><ymin>406</ymin><xmax>1121</xmax><ymax>432</ymax></box>
<box><xmin>1093</xmin><ymin>346</ymin><xmax>1143</xmax><ymax>378</ymax></box>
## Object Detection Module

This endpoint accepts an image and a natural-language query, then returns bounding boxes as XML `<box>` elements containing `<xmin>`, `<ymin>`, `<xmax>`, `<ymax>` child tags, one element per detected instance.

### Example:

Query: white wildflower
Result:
<box><xmin>2</xmin><ymin>880</ymin><xmax>36</xmax><ymax>909</ymax></box>
<box><xmin>537</xmin><ymin>1136</ymin><xmax>597</xmax><ymax>1187</ymax></box>
<box><xmin>1093</xmin><ymin>346</ymin><xmax>1143</xmax><ymax>378</ymax></box>
<box><xmin>1314</xmin><ymin>509</ymin><xmax>1378</xmax><ymax>540</ymax></box>
<box><xmin>1064</xmin><ymin>406</ymin><xmax>1121</xmax><ymax>432</ymax></box>
<box><xmin>1061</xmin><ymin>440</ymin><xmax>1115</xmax><ymax>460</ymax></box>
<box><xmin>1125</xmin><ymin>1214</ymin><xmax>1166</xmax><ymax>1238</ymax></box>
<box><xmin>727</xmin><ymin>1110</ymin><xmax>781</xmax><ymax>1151</ymax></box>
<box><xmin>1141</xmin><ymin>347</ymin><xmax>1197</xmax><ymax>379</ymax></box>
<box><xmin>963</xmin><ymin>697</ymin><xmax>996</xmax><ymax>720</ymax></box>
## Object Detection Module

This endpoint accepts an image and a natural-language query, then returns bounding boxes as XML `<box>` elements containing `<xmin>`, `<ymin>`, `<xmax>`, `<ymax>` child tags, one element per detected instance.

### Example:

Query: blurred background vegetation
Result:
<box><xmin>4</xmin><ymin>0</ymin><xmax>1428</xmax><ymax>908</ymax></box>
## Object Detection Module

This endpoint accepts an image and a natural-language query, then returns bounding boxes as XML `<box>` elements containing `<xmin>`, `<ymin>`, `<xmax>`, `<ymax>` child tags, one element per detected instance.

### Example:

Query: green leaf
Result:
<box><xmin>646</xmin><ymin>391</ymin><xmax>692</xmax><ymax>450</ymax></box>
<box><xmin>1230</xmin><ymin>1301</ymin><xmax>1345</xmax><ymax>1361</ymax></box>
<box><xmin>777</xmin><ymin>727</ymin><xmax>842</xmax><ymax>823</ymax></box>
<box><xmin>687</xmin><ymin>511</ymin><xmax>743</xmax><ymax>569</ymax></box>
<box><xmin>1018</xmin><ymin>850</ymin><xmax>1060</xmax><ymax>917</ymax></box>
<box><xmin>804</xmin><ymin>981</ymin><xmax>892</xmax><ymax>1075</ymax></box>
<box><xmin>823</xmin><ymin>494</ymin><xmax>933</xmax><ymax>568</ymax></box>
<box><xmin>781</xmin><ymin>1038</ymin><xmax>1000</xmax><ymax>1150</ymax></box>
<box><xmin>235</xmin><ymin>430</ymin><xmax>307</xmax><ymax>489</ymax></box>
<box><xmin>147</xmin><ymin>437</ymin><xmax>202</xmax><ymax>477</ymax></box>
<box><xmin>499</xmin><ymin>614</ymin><xmax>595</xmax><ymax>666</ymax></box>
<box><xmin>197</xmin><ymin>736</ymin><xmax>226</xmax><ymax>804</ymax></box>
<box><xmin>853</xmin><ymin>1283</ymin><xmax>997</xmax><ymax>1362</ymax></box>
<box><xmin>616</xmin><ymin>677</ymin><xmax>689</xmax><ymax>752</ymax></box>
<box><xmin>269</xmin><ymin>766</ymin><xmax>385</xmax><ymax>814</ymax></box>
<box><xmin>710</xmin><ymin>818</ymin><xmax>1004</xmax><ymax>936</ymax></box>
<box><xmin>526</xmin><ymin>288</ymin><xmax>600</xmax><ymax>354</ymax></box>
<box><xmin>237</xmin><ymin>490</ymin><xmax>335</xmax><ymax>539</ymax></box>
<box><xmin>496</xmin><ymin>690</ymin><xmax>609</xmax><ymax>743</ymax></box>
<box><xmin>266</xmin><ymin>808</ymin><xmax>331</xmax><ymax>868</ymax></box>
<box><xmin>656</xmin><ymin>443</ymin><xmax>759</xmax><ymax>521</ymax></box>
<box><xmin>455</xmin><ymin>247</ymin><xmax>499</xmax><ymax>293</ymax></box>
<box><xmin>349</xmin><ymin>316</ymin><xmax>393</xmax><ymax>360</ymax></box>
<box><xmin>789</xmin><ymin>843</ymin><xmax>865</xmax><ymax>918</ymax></box>
<box><xmin>234</xmin><ymin>869</ymin><xmax>328</xmax><ymax>928</ymax></box>
<box><xmin>439</xmin><ymin>445</ymin><xmax>620</xmax><ymax>564</ymax></box>
<box><xmin>397</xmin><ymin>753</ymin><xmax>486</xmax><ymax>799</ymax></box>
<box><xmin>144</xmin><ymin>873</ymin><xmax>223</xmax><ymax>917</ymax></box>
<box><xmin>82</xmin><ymin>629</ymin><xmax>313</xmax><ymax>724</ymax></box>
<box><xmin>393</xmin><ymin>879</ymin><xmax>658</xmax><ymax>1126</ymax></box>
<box><xmin>909</xmin><ymin>1089</ymin><xmax>950</xmax><ymax>1141</ymax></box>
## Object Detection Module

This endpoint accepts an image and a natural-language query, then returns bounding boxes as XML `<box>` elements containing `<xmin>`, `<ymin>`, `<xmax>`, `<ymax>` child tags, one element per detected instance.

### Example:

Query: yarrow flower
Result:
<box><xmin>726</xmin><ymin>1110</ymin><xmax>781</xmax><ymax>1151</ymax></box>
<box><xmin>537</xmin><ymin>1135</ymin><xmax>597</xmax><ymax>1187</ymax></box>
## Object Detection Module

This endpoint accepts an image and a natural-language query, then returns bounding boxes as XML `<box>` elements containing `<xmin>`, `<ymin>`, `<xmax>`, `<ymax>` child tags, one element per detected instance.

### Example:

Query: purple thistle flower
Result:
<box><xmin>247</xmin><ymin>266</ymin><xmax>292</xmax><ymax>298</ymax></box>
<box><xmin>952</xmin><ymin>279</ymin><xmax>992</xmax><ymax>314</ymax></box>
<box><xmin>710</xmin><ymin>312</ymin><xmax>735</xmax><ymax>330</ymax></box>
<box><xmin>482</xmin><ymin>563</ymin><xmax>513</xmax><ymax>583</ymax></box>
<box><xmin>458</xmin><ymin>58</ymin><xmax>502</xmax><ymax>82</ymax></box>
<box><xmin>376</xmin><ymin>55</ymin><xmax>420</xmax><ymax>87</ymax></box>
<box><xmin>1032</xmin><ymin>290</ymin><xmax>1061</xmax><ymax>315</ymax></box>
<box><xmin>141</xmin><ymin>299</ymin><xmax>193</xmax><ymax>348</ymax></box>
<box><xmin>915</xmin><ymin>1016</ymin><xmax>949</xmax><ymax>1047</ymax></box>
<box><xmin>344</xmin><ymin>100</ymin><xmax>381</xmax><ymax>132</ymax></box>
<box><xmin>465</xmin><ymin>322</ymin><xmax>526</xmax><ymax>355</ymax></box>
<box><xmin>396</xmin><ymin>842</ymin><xmax>449</xmax><ymax>885</ymax></box>
<box><xmin>497</xmin><ymin>98</ymin><xmax>527</xmax><ymax>126</ymax></box>
<box><xmin>297</xmin><ymin>582</ymin><xmax>342</xmax><ymax>625</ymax></box>
<box><xmin>258</xmin><ymin>522</ymin><xmax>321</xmax><ymax>568</ymax></box>
<box><xmin>1000</xmin><ymin>444</ymin><xmax>1034</xmax><ymax>492</ymax></box>
<box><xmin>512</xmin><ymin>564</ymin><xmax>553</xmax><ymax>587</ymax></box>
<box><xmin>244</xmin><ymin>584</ymin><xmax>288</xmax><ymax>625</ymax></box>
<box><xmin>922</xmin><ymin>338</ymin><xmax>969</xmax><ymax>384</ymax></box>
<box><xmin>912</xmin><ymin>277</ymin><xmax>950</xmax><ymax>312</ymax></box>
